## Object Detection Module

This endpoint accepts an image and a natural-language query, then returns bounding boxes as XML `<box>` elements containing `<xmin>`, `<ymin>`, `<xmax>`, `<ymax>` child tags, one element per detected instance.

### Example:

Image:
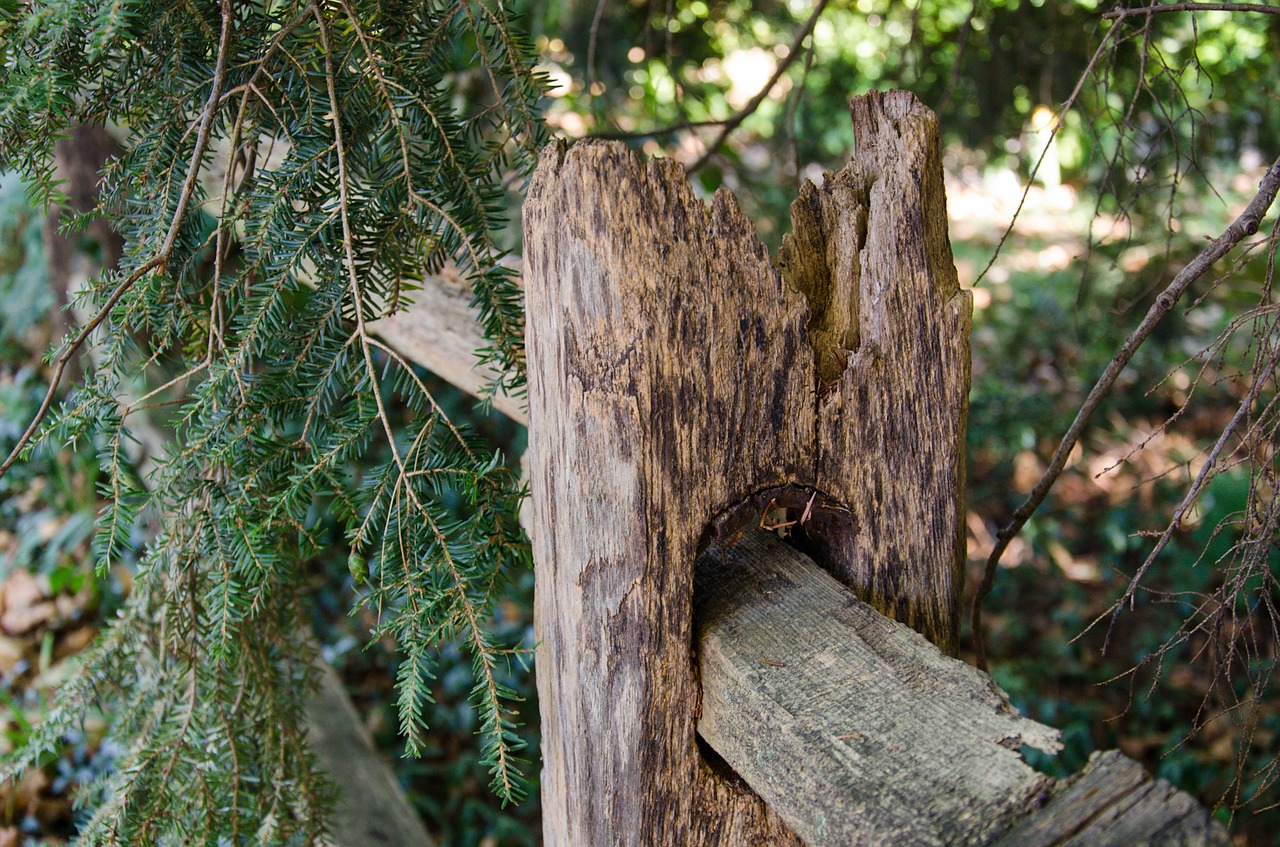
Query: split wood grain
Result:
<box><xmin>525</xmin><ymin>90</ymin><xmax>970</xmax><ymax>844</ymax></box>
<box><xmin>992</xmin><ymin>750</ymin><xmax>1227</xmax><ymax>847</ymax></box>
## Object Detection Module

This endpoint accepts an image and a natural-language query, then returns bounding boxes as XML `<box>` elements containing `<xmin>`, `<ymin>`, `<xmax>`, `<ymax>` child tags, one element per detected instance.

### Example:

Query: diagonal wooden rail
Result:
<box><xmin>698</xmin><ymin>528</ymin><xmax>1226</xmax><ymax>846</ymax></box>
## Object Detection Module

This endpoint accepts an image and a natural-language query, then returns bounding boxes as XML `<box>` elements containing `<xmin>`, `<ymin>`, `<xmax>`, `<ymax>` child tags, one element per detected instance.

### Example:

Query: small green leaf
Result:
<box><xmin>347</xmin><ymin>552</ymin><xmax>368</xmax><ymax>584</ymax></box>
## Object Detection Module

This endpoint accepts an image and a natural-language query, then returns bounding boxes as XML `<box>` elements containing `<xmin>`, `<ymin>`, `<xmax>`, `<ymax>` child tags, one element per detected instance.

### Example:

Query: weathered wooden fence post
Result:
<box><xmin>524</xmin><ymin>90</ymin><xmax>971</xmax><ymax>844</ymax></box>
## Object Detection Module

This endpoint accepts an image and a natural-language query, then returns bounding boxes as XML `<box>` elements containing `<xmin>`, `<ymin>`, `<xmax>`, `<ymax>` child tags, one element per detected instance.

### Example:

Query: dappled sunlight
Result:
<box><xmin>722</xmin><ymin>47</ymin><xmax>781</xmax><ymax>108</ymax></box>
<box><xmin>945</xmin><ymin>165</ymin><xmax>1080</xmax><ymax>245</ymax></box>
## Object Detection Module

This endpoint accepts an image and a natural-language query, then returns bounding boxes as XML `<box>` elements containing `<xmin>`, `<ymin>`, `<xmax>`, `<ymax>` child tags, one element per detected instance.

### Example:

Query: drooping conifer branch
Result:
<box><xmin>0</xmin><ymin>0</ymin><xmax>545</xmax><ymax>839</ymax></box>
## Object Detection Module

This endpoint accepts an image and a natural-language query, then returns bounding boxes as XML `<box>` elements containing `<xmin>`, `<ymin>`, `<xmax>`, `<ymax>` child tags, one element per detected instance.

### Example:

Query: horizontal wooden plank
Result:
<box><xmin>992</xmin><ymin>750</ymin><xmax>1226</xmax><ymax>847</ymax></box>
<box><xmin>370</xmin><ymin>265</ymin><xmax>527</xmax><ymax>426</ymax></box>
<box><xmin>695</xmin><ymin>527</ymin><xmax>1060</xmax><ymax>846</ymax></box>
<box><xmin>694</xmin><ymin>528</ymin><xmax>1228</xmax><ymax>847</ymax></box>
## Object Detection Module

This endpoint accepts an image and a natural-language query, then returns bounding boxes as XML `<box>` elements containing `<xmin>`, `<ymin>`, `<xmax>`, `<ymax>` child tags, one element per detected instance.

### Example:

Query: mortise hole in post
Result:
<box><xmin>691</xmin><ymin>485</ymin><xmax>858</xmax><ymax>790</ymax></box>
<box><xmin>695</xmin><ymin>484</ymin><xmax>858</xmax><ymax>577</ymax></box>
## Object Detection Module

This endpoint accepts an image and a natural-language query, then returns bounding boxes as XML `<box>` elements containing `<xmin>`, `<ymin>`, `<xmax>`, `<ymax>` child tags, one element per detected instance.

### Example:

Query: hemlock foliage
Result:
<box><xmin>0</xmin><ymin>0</ymin><xmax>544</xmax><ymax>842</ymax></box>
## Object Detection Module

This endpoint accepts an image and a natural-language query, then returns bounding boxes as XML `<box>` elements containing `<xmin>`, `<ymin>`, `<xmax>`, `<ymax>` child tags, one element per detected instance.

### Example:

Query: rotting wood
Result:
<box><xmin>696</xmin><ymin>527</ymin><xmax>1057</xmax><ymax>846</ymax></box>
<box><xmin>777</xmin><ymin>92</ymin><xmax>971</xmax><ymax>650</ymax></box>
<box><xmin>524</xmin><ymin>90</ymin><xmax>969</xmax><ymax>845</ymax></box>
<box><xmin>695</xmin><ymin>528</ymin><xmax>1227</xmax><ymax>847</ymax></box>
<box><xmin>992</xmin><ymin>750</ymin><xmax>1227</xmax><ymax>847</ymax></box>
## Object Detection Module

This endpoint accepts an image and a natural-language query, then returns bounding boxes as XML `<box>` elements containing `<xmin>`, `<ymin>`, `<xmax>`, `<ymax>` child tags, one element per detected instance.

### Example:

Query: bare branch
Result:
<box><xmin>1103</xmin><ymin>3</ymin><xmax>1280</xmax><ymax>20</ymax></box>
<box><xmin>1108</xmin><ymin>352</ymin><xmax>1278</xmax><ymax>627</ymax></box>
<box><xmin>974</xmin><ymin>24</ymin><xmax>1123</xmax><ymax>286</ymax></box>
<box><xmin>936</xmin><ymin>1</ymin><xmax>978</xmax><ymax>116</ymax></box>
<box><xmin>587</xmin><ymin>0</ymin><xmax>608</xmax><ymax>89</ymax></box>
<box><xmin>687</xmin><ymin>0</ymin><xmax>829</xmax><ymax>174</ymax></box>
<box><xmin>971</xmin><ymin>154</ymin><xmax>1280</xmax><ymax>670</ymax></box>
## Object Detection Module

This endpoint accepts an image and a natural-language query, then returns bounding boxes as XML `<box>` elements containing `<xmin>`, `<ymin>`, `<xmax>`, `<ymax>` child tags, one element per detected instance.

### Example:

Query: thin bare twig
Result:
<box><xmin>1103</xmin><ymin>3</ymin><xmax>1280</xmax><ymax>20</ymax></box>
<box><xmin>1099</xmin><ymin>351</ymin><xmax>1279</xmax><ymax>642</ymax></box>
<box><xmin>687</xmin><ymin>0</ymin><xmax>829</xmax><ymax>174</ymax></box>
<box><xmin>587</xmin><ymin>0</ymin><xmax>608</xmax><ymax>89</ymax></box>
<box><xmin>974</xmin><ymin>23</ymin><xmax>1122</xmax><ymax>286</ymax></box>
<box><xmin>971</xmin><ymin>154</ymin><xmax>1280</xmax><ymax>670</ymax></box>
<box><xmin>786</xmin><ymin>33</ymin><xmax>816</xmax><ymax>181</ymax></box>
<box><xmin>0</xmin><ymin>0</ymin><xmax>236</xmax><ymax>482</ymax></box>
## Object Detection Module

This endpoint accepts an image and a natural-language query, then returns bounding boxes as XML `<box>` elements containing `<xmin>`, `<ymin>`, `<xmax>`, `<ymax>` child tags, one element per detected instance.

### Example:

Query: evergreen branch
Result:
<box><xmin>341</xmin><ymin>0</ymin><xmax>533</xmax><ymax>381</ymax></box>
<box><xmin>122</xmin><ymin>362</ymin><xmax>209</xmax><ymax>418</ymax></box>
<box><xmin>313</xmin><ymin>2</ymin><xmax>525</xmax><ymax>798</ymax></box>
<box><xmin>0</xmin><ymin>0</ymin><xmax>236</xmax><ymax>481</ymax></box>
<box><xmin>0</xmin><ymin>261</ymin><xmax>156</xmax><ymax>480</ymax></box>
<box><xmin>366</xmin><ymin>336</ymin><xmax>474</xmax><ymax>457</ymax></box>
<box><xmin>3</xmin><ymin>0</ymin><xmax>541</xmax><ymax>833</ymax></box>
<box><xmin>465</xmin><ymin>0</ymin><xmax>546</xmax><ymax>146</ymax></box>
<box><xmin>337</xmin><ymin>0</ymin><xmax>489</xmax><ymax>248</ymax></box>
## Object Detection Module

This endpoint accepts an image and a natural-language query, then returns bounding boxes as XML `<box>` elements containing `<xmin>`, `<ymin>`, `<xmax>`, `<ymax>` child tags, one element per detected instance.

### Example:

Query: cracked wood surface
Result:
<box><xmin>696</xmin><ymin>528</ymin><xmax>1227</xmax><ymax>847</ymax></box>
<box><xmin>524</xmin><ymin>90</ymin><xmax>971</xmax><ymax>844</ymax></box>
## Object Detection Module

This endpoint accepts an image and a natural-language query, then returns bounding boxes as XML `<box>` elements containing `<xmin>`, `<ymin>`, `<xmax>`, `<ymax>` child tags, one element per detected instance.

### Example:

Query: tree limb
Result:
<box><xmin>1103</xmin><ymin>3</ymin><xmax>1280</xmax><ymax>20</ymax></box>
<box><xmin>687</xmin><ymin>0</ymin><xmax>829</xmax><ymax>174</ymax></box>
<box><xmin>971</xmin><ymin>154</ymin><xmax>1280</xmax><ymax>670</ymax></box>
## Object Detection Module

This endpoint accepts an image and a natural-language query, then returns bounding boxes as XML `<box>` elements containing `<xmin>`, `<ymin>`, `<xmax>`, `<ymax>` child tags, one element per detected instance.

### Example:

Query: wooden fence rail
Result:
<box><xmin>47</xmin><ymin>89</ymin><xmax>1227</xmax><ymax>845</ymax></box>
<box><xmin>520</xmin><ymin>90</ymin><xmax>1230</xmax><ymax>845</ymax></box>
<box><xmin>698</xmin><ymin>527</ymin><xmax>1226</xmax><ymax>846</ymax></box>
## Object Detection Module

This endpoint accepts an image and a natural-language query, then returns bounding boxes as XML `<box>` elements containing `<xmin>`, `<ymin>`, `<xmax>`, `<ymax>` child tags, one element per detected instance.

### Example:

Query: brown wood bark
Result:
<box><xmin>43</xmin><ymin>124</ymin><xmax>125</xmax><ymax>341</ymax></box>
<box><xmin>524</xmin><ymin>90</ymin><xmax>970</xmax><ymax>845</ymax></box>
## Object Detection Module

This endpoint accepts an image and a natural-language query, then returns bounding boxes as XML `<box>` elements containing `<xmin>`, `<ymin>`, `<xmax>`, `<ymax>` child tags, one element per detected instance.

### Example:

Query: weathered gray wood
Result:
<box><xmin>524</xmin><ymin>90</ymin><xmax>970</xmax><ymax>844</ymax></box>
<box><xmin>696</xmin><ymin>527</ymin><xmax>1060</xmax><ymax>846</ymax></box>
<box><xmin>309</xmin><ymin>663</ymin><xmax>435</xmax><ymax>847</ymax></box>
<box><xmin>993</xmin><ymin>750</ymin><xmax>1227</xmax><ymax>847</ymax></box>
<box><xmin>696</xmin><ymin>529</ymin><xmax>1228</xmax><ymax>847</ymax></box>
<box><xmin>369</xmin><ymin>264</ymin><xmax>528</xmax><ymax>426</ymax></box>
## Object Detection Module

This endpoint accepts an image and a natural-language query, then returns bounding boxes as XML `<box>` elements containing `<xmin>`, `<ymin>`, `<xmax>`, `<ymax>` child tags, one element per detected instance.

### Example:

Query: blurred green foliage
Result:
<box><xmin>0</xmin><ymin>174</ymin><xmax>52</xmax><ymax>350</ymax></box>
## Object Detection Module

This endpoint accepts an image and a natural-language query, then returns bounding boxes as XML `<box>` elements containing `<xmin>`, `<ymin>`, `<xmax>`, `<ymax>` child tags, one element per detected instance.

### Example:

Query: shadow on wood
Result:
<box><xmin>525</xmin><ymin>90</ymin><xmax>968</xmax><ymax>844</ymax></box>
<box><xmin>696</xmin><ymin>528</ymin><xmax>1227</xmax><ymax>847</ymax></box>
